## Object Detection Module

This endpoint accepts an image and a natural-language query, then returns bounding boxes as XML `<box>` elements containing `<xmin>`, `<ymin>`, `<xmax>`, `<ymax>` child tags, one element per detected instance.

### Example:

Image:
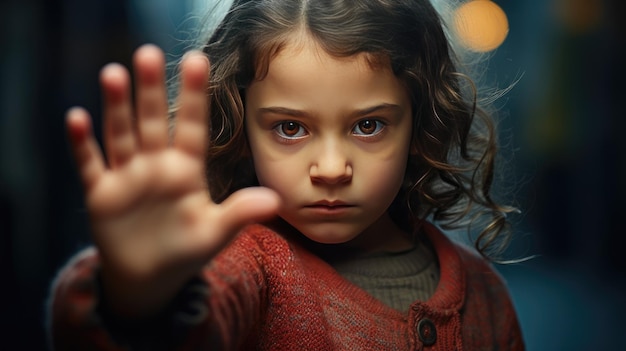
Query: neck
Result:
<box><xmin>344</xmin><ymin>212</ymin><xmax>415</xmax><ymax>255</ymax></box>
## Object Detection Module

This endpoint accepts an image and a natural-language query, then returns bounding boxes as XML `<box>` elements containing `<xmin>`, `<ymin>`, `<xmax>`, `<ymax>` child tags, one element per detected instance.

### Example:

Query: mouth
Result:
<box><xmin>303</xmin><ymin>200</ymin><xmax>356</xmax><ymax>216</ymax></box>
<box><xmin>306</xmin><ymin>200</ymin><xmax>354</xmax><ymax>208</ymax></box>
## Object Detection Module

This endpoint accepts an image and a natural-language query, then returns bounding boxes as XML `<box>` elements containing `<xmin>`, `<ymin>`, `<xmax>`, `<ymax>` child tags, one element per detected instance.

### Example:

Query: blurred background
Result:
<box><xmin>1</xmin><ymin>0</ymin><xmax>624</xmax><ymax>349</ymax></box>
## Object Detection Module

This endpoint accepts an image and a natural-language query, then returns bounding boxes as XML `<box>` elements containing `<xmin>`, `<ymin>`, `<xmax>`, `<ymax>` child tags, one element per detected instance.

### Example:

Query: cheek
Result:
<box><xmin>251</xmin><ymin>152</ymin><xmax>298</xmax><ymax>196</ymax></box>
<box><xmin>246</xmin><ymin>130</ymin><xmax>272</xmax><ymax>187</ymax></box>
<box><xmin>253</xmin><ymin>160</ymin><xmax>278</xmax><ymax>188</ymax></box>
<box><xmin>360</xmin><ymin>141</ymin><xmax>411</xmax><ymax>201</ymax></box>
<box><xmin>250</xmin><ymin>150</ymin><xmax>273</xmax><ymax>187</ymax></box>
<box><xmin>247</xmin><ymin>128</ymin><xmax>306</xmax><ymax>195</ymax></box>
<box><xmin>366</xmin><ymin>159</ymin><xmax>407</xmax><ymax>199</ymax></box>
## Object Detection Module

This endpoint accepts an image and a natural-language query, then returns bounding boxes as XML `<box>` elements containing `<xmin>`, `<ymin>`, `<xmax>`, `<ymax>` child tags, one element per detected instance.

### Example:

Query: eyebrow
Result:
<box><xmin>257</xmin><ymin>103</ymin><xmax>403</xmax><ymax>118</ymax></box>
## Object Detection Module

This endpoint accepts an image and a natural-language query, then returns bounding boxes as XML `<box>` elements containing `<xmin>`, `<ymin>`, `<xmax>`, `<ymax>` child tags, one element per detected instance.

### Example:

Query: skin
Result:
<box><xmin>66</xmin><ymin>37</ymin><xmax>413</xmax><ymax>319</ymax></box>
<box><xmin>246</xmin><ymin>36</ymin><xmax>415</xmax><ymax>253</ymax></box>
<box><xmin>66</xmin><ymin>45</ymin><xmax>279</xmax><ymax>318</ymax></box>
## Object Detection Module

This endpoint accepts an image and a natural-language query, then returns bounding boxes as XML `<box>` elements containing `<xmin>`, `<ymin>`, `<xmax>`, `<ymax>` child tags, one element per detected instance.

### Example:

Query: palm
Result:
<box><xmin>88</xmin><ymin>149</ymin><xmax>209</xmax><ymax>273</ymax></box>
<box><xmin>66</xmin><ymin>45</ymin><xmax>279</xmax><ymax>317</ymax></box>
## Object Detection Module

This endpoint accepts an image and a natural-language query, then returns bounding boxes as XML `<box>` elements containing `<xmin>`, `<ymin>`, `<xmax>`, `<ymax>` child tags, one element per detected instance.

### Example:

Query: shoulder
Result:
<box><xmin>207</xmin><ymin>224</ymin><xmax>303</xmax><ymax>279</ymax></box>
<box><xmin>232</xmin><ymin>223</ymin><xmax>292</xmax><ymax>250</ymax></box>
<box><xmin>217</xmin><ymin>223</ymin><xmax>295</xmax><ymax>263</ymax></box>
<box><xmin>422</xmin><ymin>223</ymin><xmax>524</xmax><ymax>349</ymax></box>
<box><xmin>422</xmin><ymin>222</ymin><xmax>508</xmax><ymax>288</ymax></box>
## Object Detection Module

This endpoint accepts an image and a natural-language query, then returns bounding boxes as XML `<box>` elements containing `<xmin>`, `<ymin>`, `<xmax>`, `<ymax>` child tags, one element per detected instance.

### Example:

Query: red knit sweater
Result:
<box><xmin>48</xmin><ymin>222</ymin><xmax>524</xmax><ymax>350</ymax></box>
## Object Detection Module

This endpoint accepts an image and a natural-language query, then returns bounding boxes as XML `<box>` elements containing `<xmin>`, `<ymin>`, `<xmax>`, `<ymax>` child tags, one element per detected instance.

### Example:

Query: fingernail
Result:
<box><xmin>182</xmin><ymin>51</ymin><xmax>210</xmax><ymax>65</ymax></box>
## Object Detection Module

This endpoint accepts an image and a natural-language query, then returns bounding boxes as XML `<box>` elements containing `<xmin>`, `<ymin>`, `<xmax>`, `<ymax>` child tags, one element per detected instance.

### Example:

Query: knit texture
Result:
<box><xmin>48</xmin><ymin>222</ymin><xmax>524</xmax><ymax>350</ymax></box>
<box><xmin>330</xmin><ymin>241</ymin><xmax>439</xmax><ymax>311</ymax></box>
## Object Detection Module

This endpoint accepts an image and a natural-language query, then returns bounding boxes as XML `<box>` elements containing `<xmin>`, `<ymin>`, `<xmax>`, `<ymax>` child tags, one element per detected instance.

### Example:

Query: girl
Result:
<box><xmin>49</xmin><ymin>0</ymin><xmax>524</xmax><ymax>350</ymax></box>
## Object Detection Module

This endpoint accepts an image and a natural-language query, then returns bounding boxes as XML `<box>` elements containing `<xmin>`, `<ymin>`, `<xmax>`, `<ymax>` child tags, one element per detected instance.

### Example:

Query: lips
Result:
<box><xmin>303</xmin><ymin>200</ymin><xmax>356</xmax><ymax>217</ymax></box>
<box><xmin>306</xmin><ymin>200</ymin><xmax>354</xmax><ymax>208</ymax></box>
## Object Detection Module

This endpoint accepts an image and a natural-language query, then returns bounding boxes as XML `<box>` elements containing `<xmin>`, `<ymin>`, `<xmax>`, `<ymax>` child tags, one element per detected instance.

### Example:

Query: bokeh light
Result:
<box><xmin>453</xmin><ymin>0</ymin><xmax>509</xmax><ymax>52</ymax></box>
<box><xmin>554</xmin><ymin>0</ymin><xmax>604</xmax><ymax>34</ymax></box>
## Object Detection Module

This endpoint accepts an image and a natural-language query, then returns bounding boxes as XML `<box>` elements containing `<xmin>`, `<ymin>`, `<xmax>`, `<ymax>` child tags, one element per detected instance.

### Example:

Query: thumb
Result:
<box><xmin>217</xmin><ymin>186</ymin><xmax>281</xmax><ymax>235</ymax></box>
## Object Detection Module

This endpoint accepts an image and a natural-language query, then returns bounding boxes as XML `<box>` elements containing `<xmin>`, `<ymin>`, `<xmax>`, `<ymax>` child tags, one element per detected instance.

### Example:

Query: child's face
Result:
<box><xmin>245</xmin><ymin>38</ymin><xmax>413</xmax><ymax>248</ymax></box>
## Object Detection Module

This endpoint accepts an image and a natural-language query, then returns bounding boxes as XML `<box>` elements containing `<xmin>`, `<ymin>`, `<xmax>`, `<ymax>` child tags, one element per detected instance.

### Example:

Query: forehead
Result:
<box><xmin>247</xmin><ymin>36</ymin><xmax>409</xmax><ymax>112</ymax></box>
<box><xmin>251</xmin><ymin>31</ymin><xmax>389</xmax><ymax>82</ymax></box>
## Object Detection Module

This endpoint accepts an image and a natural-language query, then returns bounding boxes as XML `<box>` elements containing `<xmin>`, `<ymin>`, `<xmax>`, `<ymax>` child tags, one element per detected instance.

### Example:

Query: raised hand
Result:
<box><xmin>66</xmin><ymin>45</ymin><xmax>279</xmax><ymax>318</ymax></box>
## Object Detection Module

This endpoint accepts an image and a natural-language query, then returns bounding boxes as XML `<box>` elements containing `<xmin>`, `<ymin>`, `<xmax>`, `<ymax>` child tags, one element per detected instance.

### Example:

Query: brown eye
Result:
<box><xmin>282</xmin><ymin>121</ymin><xmax>300</xmax><ymax>136</ymax></box>
<box><xmin>358</xmin><ymin>120</ymin><xmax>376</xmax><ymax>134</ymax></box>
<box><xmin>274</xmin><ymin>121</ymin><xmax>307</xmax><ymax>139</ymax></box>
<box><xmin>353</xmin><ymin>119</ymin><xmax>383</xmax><ymax>136</ymax></box>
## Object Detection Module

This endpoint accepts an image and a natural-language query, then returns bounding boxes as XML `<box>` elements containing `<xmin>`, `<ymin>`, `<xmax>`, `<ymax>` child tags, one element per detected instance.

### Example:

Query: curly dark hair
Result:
<box><xmin>191</xmin><ymin>0</ymin><xmax>518</xmax><ymax>260</ymax></box>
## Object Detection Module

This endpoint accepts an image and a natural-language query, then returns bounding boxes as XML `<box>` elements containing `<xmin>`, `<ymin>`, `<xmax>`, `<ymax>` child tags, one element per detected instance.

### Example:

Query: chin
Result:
<box><xmin>292</xmin><ymin>222</ymin><xmax>363</xmax><ymax>245</ymax></box>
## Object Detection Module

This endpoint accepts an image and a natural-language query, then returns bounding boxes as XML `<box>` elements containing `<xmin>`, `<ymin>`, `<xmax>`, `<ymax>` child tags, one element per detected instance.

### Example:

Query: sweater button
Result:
<box><xmin>417</xmin><ymin>318</ymin><xmax>437</xmax><ymax>346</ymax></box>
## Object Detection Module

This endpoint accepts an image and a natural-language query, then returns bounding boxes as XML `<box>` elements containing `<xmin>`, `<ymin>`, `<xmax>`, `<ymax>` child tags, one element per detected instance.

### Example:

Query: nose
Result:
<box><xmin>309</xmin><ymin>144</ymin><xmax>353</xmax><ymax>185</ymax></box>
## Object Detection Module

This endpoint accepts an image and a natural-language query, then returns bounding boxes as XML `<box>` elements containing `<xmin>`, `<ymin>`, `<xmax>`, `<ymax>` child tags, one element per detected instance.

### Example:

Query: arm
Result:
<box><xmin>48</xmin><ymin>237</ymin><xmax>268</xmax><ymax>351</ymax></box>
<box><xmin>49</xmin><ymin>45</ymin><xmax>279</xmax><ymax>350</ymax></box>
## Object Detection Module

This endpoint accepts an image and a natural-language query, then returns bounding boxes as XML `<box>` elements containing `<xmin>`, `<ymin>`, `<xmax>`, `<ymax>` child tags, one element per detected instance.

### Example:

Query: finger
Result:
<box><xmin>133</xmin><ymin>44</ymin><xmax>169</xmax><ymax>151</ymax></box>
<box><xmin>66</xmin><ymin>107</ymin><xmax>106</xmax><ymax>190</ymax></box>
<box><xmin>187</xmin><ymin>187</ymin><xmax>280</xmax><ymax>258</ymax></box>
<box><xmin>216</xmin><ymin>187</ymin><xmax>281</xmax><ymax>236</ymax></box>
<box><xmin>101</xmin><ymin>63</ymin><xmax>137</xmax><ymax>167</ymax></box>
<box><xmin>172</xmin><ymin>51</ymin><xmax>210</xmax><ymax>158</ymax></box>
